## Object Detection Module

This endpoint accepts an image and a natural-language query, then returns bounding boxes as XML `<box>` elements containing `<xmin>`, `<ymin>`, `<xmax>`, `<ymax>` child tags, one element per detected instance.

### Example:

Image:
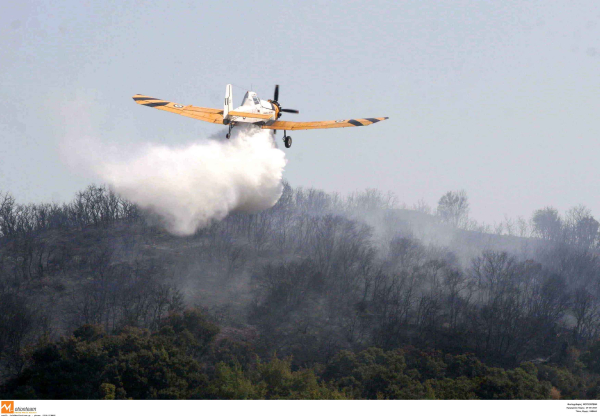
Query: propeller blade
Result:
<box><xmin>280</xmin><ymin>108</ymin><xmax>299</xmax><ymax>114</ymax></box>
<box><xmin>274</xmin><ymin>85</ymin><xmax>279</xmax><ymax>102</ymax></box>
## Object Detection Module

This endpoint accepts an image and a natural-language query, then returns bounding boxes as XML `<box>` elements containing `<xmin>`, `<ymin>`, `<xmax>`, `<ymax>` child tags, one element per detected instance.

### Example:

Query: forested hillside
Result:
<box><xmin>1</xmin><ymin>184</ymin><xmax>600</xmax><ymax>399</ymax></box>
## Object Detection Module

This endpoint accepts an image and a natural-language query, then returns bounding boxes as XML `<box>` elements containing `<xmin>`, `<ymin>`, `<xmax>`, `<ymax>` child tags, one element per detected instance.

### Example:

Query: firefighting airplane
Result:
<box><xmin>132</xmin><ymin>85</ymin><xmax>388</xmax><ymax>148</ymax></box>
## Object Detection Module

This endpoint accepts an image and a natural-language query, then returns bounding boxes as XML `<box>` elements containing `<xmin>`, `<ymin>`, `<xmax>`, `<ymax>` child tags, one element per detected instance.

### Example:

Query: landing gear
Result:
<box><xmin>225</xmin><ymin>122</ymin><xmax>234</xmax><ymax>139</ymax></box>
<box><xmin>282</xmin><ymin>130</ymin><xmax>292</xmax><ymax>148</ymax></box>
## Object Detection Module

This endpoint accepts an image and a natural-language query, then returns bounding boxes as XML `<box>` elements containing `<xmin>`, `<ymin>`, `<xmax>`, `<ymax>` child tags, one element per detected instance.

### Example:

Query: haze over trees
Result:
<box><xmin>1</xmin><ymin>184</ymin><xmax>600</xmax><ymax>399</ymax></box>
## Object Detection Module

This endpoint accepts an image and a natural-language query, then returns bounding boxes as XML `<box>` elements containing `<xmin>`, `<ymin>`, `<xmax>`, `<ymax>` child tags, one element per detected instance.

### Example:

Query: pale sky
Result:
<box><xmin>1</xmin><ymin>0</ymin><xmax>599</xmax><ymax>225</ymax></box>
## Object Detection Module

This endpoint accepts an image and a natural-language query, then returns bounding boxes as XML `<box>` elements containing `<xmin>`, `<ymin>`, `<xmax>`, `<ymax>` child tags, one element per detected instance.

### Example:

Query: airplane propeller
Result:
<box><xmin>272</xmin><ymin>85</ymin><xmax>299</xmax><ymax>116</ymax></box>
<box><xmin>270</xmin><ymin>84</ymin><xmax>299</xmax><ymax>137</ymax></box>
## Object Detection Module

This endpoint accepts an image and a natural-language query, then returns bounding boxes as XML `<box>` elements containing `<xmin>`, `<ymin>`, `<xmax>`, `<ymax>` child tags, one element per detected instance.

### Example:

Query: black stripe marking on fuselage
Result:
<box><xmin>347</xmin><ymin>119</ymin><xmax>364</xmax><ymax>127</ymax></box>
<box><xmin>143</xmin><ymin>101</ymin><xmax>169</xmax><ymax>107</ymax></box>
<box><xmin>365</xmin><ymin>118</ymin><xmax>381</xmax><ymax>124</ymax></box>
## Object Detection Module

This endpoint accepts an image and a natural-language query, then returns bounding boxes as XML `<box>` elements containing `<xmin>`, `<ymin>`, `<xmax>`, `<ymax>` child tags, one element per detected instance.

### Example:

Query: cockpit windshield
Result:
<box><xmin>252</xmin><ymin>95</ymin><xmax>260</xmax><ymax>105</ymax></box>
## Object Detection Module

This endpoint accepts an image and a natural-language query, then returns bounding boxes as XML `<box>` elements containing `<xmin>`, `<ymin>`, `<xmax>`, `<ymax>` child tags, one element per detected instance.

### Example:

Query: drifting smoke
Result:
<box><xmin>96</xmin><ymin>128</ymin><xmax>286</xmax><ymax>235</ymax></box>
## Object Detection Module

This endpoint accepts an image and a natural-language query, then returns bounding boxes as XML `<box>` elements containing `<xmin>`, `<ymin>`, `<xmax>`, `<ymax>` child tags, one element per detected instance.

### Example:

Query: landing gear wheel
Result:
<box><xmin>284</xmin><ymin>136</ymin><xmax>292</xmax><ymax>148</ymax></box>
<box><xmin>226</xmin><ymin>133</ymin><xmax>230</xmax><ymax>139</ymax></box>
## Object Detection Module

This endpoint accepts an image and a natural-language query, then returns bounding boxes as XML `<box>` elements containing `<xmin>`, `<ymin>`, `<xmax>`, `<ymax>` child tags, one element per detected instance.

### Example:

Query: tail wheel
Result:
<box><xmin>284</xmin><ymin>136</ymin><xmax>292</xmax><ymax>148</ymax></box>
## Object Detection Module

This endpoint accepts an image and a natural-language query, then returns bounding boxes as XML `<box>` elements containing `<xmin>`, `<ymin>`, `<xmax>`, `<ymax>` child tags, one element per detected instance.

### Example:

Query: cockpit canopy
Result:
<box><xmin>242</xmin><ymin>91</ymin><xmax>260</xmax><ymax>106</ymax></box>
<box><xmin>241</xmin><ymin>91</ymin><xmax>274</xmax><ymax>110</ymax></box>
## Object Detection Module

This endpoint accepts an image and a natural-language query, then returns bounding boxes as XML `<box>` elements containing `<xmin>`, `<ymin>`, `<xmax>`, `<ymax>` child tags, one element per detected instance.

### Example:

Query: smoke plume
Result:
<box><xmin>96</xmin><ymin>128</ymin><xmax>286</xmax><ymax>235</ymax></box>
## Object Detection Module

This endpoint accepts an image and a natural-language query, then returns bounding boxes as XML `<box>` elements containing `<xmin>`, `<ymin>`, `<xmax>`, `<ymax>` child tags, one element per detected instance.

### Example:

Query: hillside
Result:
<box><xmin>1</xmin><ymin>184</ymin><xmax>600</xmax><ymax>399</ymax></box>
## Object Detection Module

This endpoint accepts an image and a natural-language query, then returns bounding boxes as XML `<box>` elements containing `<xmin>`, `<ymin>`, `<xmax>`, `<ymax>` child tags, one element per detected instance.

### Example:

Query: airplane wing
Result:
<box><xmin>228</xmin><ymin>111</ymin><xmax>272</xmax><ymax>120</ymax></box>
<box><xmin>261</xmin><ymin>117</ymin><xmax>388</xmax><ymax>131</ymax></box>
<box><xmin>132</xmin><ymin>94</ymin><xmax>224</xmax><ymax>124</ymax></box>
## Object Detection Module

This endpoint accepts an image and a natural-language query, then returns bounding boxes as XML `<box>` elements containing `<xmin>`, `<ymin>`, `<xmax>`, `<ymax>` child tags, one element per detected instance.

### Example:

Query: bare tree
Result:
<box><xmin>564</xmin><ymin>205</ymin><xmax>599</xmax><ymax>248</ymax></box>
<box><xmin>412</xmin><ymin>199</ymin><xmax>432</xmax><ymax>215</ymax></box>
<box><xmin>436</xmin><ymin>190</ymin><xmax>469</xmax><ymax>228</ymax></box>
<box><xmin>517</xmin><ymin>216</ymin><xmax>529</xmax><ymax>237</ymax></box>
<box><xmin>572</xmin><ymin>287</ymin><xmax>600</xmax><ymax>345</ymax></box>
<box><xmin>0</xmin><ymin>193</ymin><xmax>17</xmax><ymax>237</ymax></box>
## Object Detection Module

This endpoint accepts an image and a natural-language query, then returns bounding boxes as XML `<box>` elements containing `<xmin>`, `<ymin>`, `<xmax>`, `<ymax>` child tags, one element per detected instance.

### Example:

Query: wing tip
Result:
<box><xmin>132</xmin><ymin>94</ymin><xmax>162</xmax><ymax>102</ymax></box>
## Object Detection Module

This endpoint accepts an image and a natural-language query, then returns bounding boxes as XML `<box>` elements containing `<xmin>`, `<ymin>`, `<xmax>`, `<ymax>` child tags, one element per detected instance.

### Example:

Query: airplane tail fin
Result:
<box><xmin>224</xmin><ymin>84</ymin><xmax>233</xmax><ymax>120</ymax></box>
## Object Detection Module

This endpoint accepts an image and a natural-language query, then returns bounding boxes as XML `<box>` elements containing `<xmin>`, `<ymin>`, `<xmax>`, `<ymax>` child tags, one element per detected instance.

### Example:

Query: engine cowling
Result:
<box><xmin>269</xmin><ymin>100</ymin><xmax>282</xmax><ymax>119</ymax></box>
